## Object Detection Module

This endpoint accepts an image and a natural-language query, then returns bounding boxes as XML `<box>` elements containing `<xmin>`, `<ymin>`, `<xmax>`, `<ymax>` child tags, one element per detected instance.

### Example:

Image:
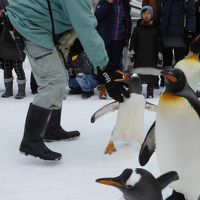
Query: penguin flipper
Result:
<box><xmin>157</xmin><ymin>171</ymin><xmax>179</xmax><ymax>190</ymax></box>
<box><xmin>139</xmin><ymin>121</ymin><xmax>156</xmax><ymax>166</ymax></box>
<box><xmin>91</xmin><ymin>101</ymin><xmax>120</xmax><ymax>123</ymax></box>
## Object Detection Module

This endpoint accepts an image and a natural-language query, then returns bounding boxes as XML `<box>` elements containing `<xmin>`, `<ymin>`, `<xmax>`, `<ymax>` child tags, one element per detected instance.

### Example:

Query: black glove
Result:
<box><xmin>97</xmin><ymin>65</ymin><xmax>130</xmax><ymax>103</ymax></box>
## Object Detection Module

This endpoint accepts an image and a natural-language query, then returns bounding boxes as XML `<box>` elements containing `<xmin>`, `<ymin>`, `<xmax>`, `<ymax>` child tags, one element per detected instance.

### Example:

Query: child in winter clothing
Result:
<box><xmin>142</xmin><ymin>0</ymin><xmax>161</xmax><ymax>23</ymax></box>
<box><xmin>65</xmin><ymin>39</ymin><xmax>99</xmax><ymax>99</ymax></box>
<box><xmin>129</xmin><ymin>5</ymin><xmax>162</xmax><ymax>98</ymax></box>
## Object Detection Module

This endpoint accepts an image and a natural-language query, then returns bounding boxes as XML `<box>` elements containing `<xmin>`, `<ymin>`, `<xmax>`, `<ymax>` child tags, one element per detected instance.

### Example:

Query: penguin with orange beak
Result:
<box><xmin>91</xmin><ymin>73</ymin><xmax>146</xmax><ymax>155</ymax></box>
<box><xmin>139</xmin><ymin>68</ymin><xmax>200</xmax><ymax>200</ymax></box>
<box><xmin>96</xmin><ymin>168</ymin><xmax>179</xmax><ymax>200</ymax></box>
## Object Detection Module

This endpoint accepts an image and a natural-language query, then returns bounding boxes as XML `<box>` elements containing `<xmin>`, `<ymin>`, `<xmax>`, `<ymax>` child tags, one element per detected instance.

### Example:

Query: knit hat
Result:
<box><xmin>141</xmin><ymin>5</ymin><xmax>153</xmax><ymax>17</ymax></box>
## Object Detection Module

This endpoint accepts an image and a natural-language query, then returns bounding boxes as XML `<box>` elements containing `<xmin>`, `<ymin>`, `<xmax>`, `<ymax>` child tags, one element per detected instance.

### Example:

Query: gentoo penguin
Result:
<box><xmin>139</xmin><ymin>68</ymin><xmax>200</xmax><ymax>200</ymax></box>
<box><xmin>96</xmin><ymin>168</ymin><xmax>179</xmax><ymax>200</ymax></box>
<box><xmin>175</xmin><ymin>36</ymin><xmax>200</xmax><ymax>92</ymax></box>
<box><xmin>91</xmin><ymin>73</ymin><xmax>146</xmax><ymax>154</ymax></box>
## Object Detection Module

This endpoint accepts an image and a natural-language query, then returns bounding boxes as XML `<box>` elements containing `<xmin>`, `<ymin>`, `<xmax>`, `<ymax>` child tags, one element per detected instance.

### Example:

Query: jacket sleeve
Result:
<box><xmin>186</xmin><ymin>0</ymin><xmax>196</xmax><ymax>33</ymax></box>
<box><xmin>60</xmin><ymin>0</ymin><xmax>108</xmax><ymax>73</ymax></box>
<box><xmin>95</xmin><ymin>0</ymin><xmax>113</xmax><ymax>22</ymax></box>
<box><xmin>129</xmin><ymin>27</ymin><xmax>137</xmax><ymax>51</ymax></box>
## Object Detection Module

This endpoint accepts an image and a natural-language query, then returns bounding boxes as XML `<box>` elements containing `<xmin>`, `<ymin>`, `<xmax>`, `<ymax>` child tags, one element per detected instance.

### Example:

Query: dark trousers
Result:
<box><xmin>3</xmin><ymin>59</ymin><xmax>25</xmax><ymax>80</ymax></box>
<box><xmin>139</xmin><ymin>74</ymin><xmax>159</xmax><ymax>89</ymax></box>
<box><xmin>163</xmin><ymin>47</ymin><xmax>187</xmax><ymax>67</ymax></box>
<box><xmin>105</xmin><ymin>39</ymin><xmax>125</xmax><ymax>70</ymax></box>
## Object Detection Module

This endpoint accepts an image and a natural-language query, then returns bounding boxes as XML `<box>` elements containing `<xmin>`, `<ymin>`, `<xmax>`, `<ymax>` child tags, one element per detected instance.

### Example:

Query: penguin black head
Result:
<box><xmin>161</xmin><ymin>68</ymin><xmax>187</xmax><ymax>94</ymax></box>
<box><xmin>125</xmin><ymin>73</ymin><xmax>142</xmax><ymax>95</ymax></box>
<box><xmin>96</xmin><ymin>168</ymin><xmax>179</xmax><ymax>200</ymax></box>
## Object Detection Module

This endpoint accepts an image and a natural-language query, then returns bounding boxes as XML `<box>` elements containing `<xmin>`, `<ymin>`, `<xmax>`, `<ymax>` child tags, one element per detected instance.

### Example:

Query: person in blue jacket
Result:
<box><xmin>6</xmin><ymin>0</ymin><xmax>130</xmax><ymax>161</ymax></box>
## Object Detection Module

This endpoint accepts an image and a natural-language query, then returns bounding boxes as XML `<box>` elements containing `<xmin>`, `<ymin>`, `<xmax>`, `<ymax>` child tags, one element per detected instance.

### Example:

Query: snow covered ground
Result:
<box><xmin>0</xmin><ymin>59</ymin><xmax>172</xmax><ymax>200</ymax></box>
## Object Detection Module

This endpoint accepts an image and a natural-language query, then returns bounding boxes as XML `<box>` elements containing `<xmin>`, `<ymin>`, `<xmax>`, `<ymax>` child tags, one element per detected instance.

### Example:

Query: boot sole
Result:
<box><xmin>19</xmin><ymin>150</ymin><xmax>62</xmax><ymax>161</ymax></box>
<box><xmin>44</xmin><ymin>136</ymin><xmax>80</xmax><ymax>142</ymax></box>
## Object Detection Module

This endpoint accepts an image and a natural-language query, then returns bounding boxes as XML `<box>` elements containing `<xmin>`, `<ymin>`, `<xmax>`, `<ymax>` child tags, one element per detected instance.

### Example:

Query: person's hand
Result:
<box><xmin>97</xmin><ymin>64</ymin><xmax>130</xmax><ymax>103</ymax></box>
<box><xmin>107</xmin><ymin>0</ymin><xmax>114</xmax><ymax>3</ymax></box>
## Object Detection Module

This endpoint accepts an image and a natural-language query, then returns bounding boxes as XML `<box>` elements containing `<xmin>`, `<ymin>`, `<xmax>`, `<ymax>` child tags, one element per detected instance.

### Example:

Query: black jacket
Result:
<box><xmin>195</xmin><ymin>0</ymin><xmax>200</xmax><ymax>36</ymax></box>
<box><xmin>130</xmin><ymin>20</ymin><xmax>162</xmax><ymax>68</ymax></box>
<box><xmin>158</xmin><ymin>0</ymin><xmax>196</xmax><ymax>37</ymax></box>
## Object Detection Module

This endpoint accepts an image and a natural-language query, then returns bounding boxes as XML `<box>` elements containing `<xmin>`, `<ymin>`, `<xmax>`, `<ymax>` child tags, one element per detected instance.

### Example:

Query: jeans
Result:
<box><xmin>69</xmin><ymin>73</ymin><xmax>98</xmax><ymax>92</ymax></box>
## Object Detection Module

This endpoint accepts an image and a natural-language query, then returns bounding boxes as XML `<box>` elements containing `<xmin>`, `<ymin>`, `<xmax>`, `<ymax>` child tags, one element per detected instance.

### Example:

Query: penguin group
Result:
<box><xmin>95</xmin><ymin>36</ymin><xmax>200</xmax><ymax>199</ymax></box>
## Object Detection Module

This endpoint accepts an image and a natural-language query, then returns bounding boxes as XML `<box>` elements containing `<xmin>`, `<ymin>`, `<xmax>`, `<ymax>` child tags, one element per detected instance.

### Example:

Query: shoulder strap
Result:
<box><xmin>46</xmin><ymin>0</ymin><xmax>56</xmax><ymax>45</ymax></box>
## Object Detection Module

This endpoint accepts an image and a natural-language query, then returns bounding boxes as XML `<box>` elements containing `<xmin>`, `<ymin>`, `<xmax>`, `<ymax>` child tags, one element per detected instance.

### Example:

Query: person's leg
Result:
<box><xmin>20</xmin><ymin>41</ymin><xmax>79</xmax><ymax>159</ymax></box>
<box><xmin>160</xmin><ymin>48</ymin><xmax>173</xmax><ymax>87</ymax></box>
<box><xmin>68</xmin><ymin>78</ymin><xmax>82</xmax><ymax>94</ymax></box>
<box><xmin>109</xmin><ymin>40</ymin><xmax>125</xmax><ymax>70</ymax></box>
<box><xmin>30</xmin><ymin>72</ymin><xmax>38</xmax><ymax>94</ymax></box>
<box><xmin>2</xmin><ymin>59</ymin><xmax>14</xmax><ymax>98</ymax></box>
<box><xmin>13</xmin><ymin>60</ymin><xmax>26</xmax><ymax>99</ymax></box>
<box><xmin>76</xmin><ymin>74</ymin><xmax>98</xmax><ymax>98</ymax></box>
<box><xmin>163</xmin><ymin>47</ymin><xmax>173</xmax><ymax>67</ymax></box>
<box><xmin>174</xmin><ymin>48</ymin><xmax>187</xmax><ymax>63</ymax></box>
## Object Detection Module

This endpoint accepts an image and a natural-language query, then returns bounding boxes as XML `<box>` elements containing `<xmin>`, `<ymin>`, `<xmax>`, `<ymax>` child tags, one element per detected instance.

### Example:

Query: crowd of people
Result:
<box><xmin>0</xmin><ymin>0</ymin><xmax>199</xmax><ymax>161</ymax></box>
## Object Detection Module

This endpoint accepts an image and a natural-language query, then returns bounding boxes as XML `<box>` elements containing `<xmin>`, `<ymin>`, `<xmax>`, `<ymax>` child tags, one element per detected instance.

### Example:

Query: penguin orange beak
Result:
<box><xmin>164</xmin><ymin>75</ymin><xmax>177</xmax><ymax>83</ymax></box>
<box><xmin>114</xmin><ymin>70</ymin><xmax>131</xmax><ymax>82</ymax></box>
<box><xmin>96</xmin><ymin>178</ymin><xmax>124</xmax><ymax>188</ymax></box>
<box><xmin>161</xmin><ymin>70</ymin><xmax>177</xmax><ymax>83</ymax></box>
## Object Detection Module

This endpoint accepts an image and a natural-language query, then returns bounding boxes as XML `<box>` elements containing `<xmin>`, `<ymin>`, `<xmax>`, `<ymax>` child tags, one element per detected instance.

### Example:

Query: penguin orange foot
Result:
<box><xmin>104</xmin><ymin>140</ymin><xmax>116</xmax><ymax>155</ymax></box>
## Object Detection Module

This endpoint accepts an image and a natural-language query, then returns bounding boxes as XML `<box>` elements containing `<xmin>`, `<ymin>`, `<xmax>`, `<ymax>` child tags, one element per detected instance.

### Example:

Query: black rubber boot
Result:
<box><xmin>1</xmin><ymin>78</ymin><xmax>13</xmax><ymax>98</ymax></box>
<box><xmin>19</xmin><ymin>104</ymin><xmax>62</xmax><ymax>161</ymax></box>
<box><xmin>166</xmin><ymin>190</ymin><xmax>185</xmax><ymax>200</ymax></box>
<box><xmin>44</xmin><ymin>108</ymin><xmax>80</xmax><ymax>142</ymax></box>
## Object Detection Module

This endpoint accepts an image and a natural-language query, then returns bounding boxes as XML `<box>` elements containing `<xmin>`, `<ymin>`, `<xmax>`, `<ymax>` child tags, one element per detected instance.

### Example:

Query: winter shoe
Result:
<box><xmin>1</xmin><ymin>78</ymin><xmax>13</xmax><ymax>98</ymax></box>
<box><xmin>19</xmin><ymin>103</ymin><xmax>62</xmax><ymax>161</ymax></box>
<box><xmin>99</xmin><ymin>84</ymin><xmax>107</xmax><ymax>99</ymax></box>
<box><xmin>82</xmin><ymin>90</ymin><xmax>94</xmax><ymax>99</ymax></box>
<box><xmin>44</xmin><ymin>108</ymin><xmax>80</xmax><ymax>142</ymax></box>
<box><xmin>68</xmin><ymin>87</ymin><xmax>82</xmax><ymax>95</ymax></box>
<box><xmin>15</xmin><ymin>79</ymin><xmax>26</xmax><ymax>99</ymax></box>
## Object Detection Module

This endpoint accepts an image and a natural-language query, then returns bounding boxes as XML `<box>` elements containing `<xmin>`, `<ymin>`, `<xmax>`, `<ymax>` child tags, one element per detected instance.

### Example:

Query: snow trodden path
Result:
<box><xmin>0</xmin><ymin>59</ymin><xmax>172</xmax><ymax>200</ymax></box>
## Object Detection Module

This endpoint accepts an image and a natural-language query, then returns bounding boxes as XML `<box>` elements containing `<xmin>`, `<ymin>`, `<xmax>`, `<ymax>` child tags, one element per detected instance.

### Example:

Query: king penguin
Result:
<box><xmin>96</xmin><ymin>168</ymin><xmax>179</xmax><ymax>200</ymax></box>
<box><xmin>91</xmin><ymin>73</ymin><xmax>146</xmax><ymax>155</ymax></box>
<box><xmin>175</xmin><ymin>36</ymin><xmax>200</xmax><ymax>92</ymax></box>
<box><xmin>139</xmin><ymin>68</ymin><xmax>200</xmax><ymax>200</ymax></box>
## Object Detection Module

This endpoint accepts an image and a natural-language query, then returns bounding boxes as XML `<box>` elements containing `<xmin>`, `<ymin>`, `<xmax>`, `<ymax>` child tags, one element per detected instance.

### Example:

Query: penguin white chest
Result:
<box><xmin>156</xmin><ymin>94</ymin><xmax>200</xmax><ymax>200</ymax></box>
<box><xmin>112</xmin><ymin>93</ymin><xmax>145</xmax><ymax>143</ymax></box>
<box><xmin>175</xmin><ymin>58</ymin><xmax>200</xmax><ymax>91</ymax></box>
